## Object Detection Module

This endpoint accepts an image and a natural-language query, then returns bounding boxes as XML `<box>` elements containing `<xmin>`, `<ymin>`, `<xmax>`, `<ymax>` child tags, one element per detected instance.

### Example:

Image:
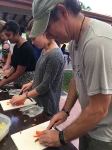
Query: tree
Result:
<box><xmin>80</xmin><ymin>2</ymin><xmax>92</xmax><ymax>11</ymax></box>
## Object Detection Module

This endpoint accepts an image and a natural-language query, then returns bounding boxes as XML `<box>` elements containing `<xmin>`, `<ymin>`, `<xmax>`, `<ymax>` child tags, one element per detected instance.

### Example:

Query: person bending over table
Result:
<box><xmin>0</xmin><ymin>20</ymin><xmax>36</xmax><ymax>88</ymax></box>
<box><xmin>10</xmin><ymin>28</ymin><xmax>64</xmax><ymax>117</ymax></box>
<box><xmin>18</xmin><ymin>0</ymin><xmax>112</xmax><ymax>149</ymax></box>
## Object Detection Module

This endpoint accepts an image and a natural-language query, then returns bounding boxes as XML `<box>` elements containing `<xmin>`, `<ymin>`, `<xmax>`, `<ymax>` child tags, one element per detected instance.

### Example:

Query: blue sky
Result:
<box><xmin>80</xmin><ymin>0</ymin><xmax>112</xmax><ymax>15</ymax></box>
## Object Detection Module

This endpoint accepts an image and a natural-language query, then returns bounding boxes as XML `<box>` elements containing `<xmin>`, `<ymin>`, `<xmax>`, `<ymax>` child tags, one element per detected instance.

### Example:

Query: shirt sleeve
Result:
<box><xmin>35</xmin><ymin>52</ymin><xmax>64</xmax><ymax>95</ymax></box>
<box><xmin>84</xmin><ymin>37</ymin><xmax>112</xmax><ymax>96</ymax></box>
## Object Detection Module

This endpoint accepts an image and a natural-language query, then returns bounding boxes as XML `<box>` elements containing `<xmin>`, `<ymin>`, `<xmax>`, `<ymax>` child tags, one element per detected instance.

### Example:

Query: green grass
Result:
<box><xmin>62</xmin><ymin>70</ymin><xmax>73</xmax><ymax>93</ymax></box>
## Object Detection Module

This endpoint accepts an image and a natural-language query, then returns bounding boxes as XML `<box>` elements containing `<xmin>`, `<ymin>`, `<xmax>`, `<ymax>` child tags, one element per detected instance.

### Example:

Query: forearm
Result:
<box><xmin>0</xmin><ymin>65</ymin><xmax>27</xmax><ymax>86</ymax></box>
<box><xmin>26</xmin><ymin>89</ymin><xmax>39</xmax><ymax>98</ymax></box>
<box><xmin>6</xmin><ymin>67</ymin><xmax>15</xmax><ymax>77</ymax></box>
<box><xmin>5</xmin><ymin>51</ymin><xmax>11</xmax><ymax>68</ymax></box>
<box><xmin>0</xmin><ymin>71</ymin><xmax>21</xmax><ymax>86</ymax></box>
<box><xmin>63</xmin><ymin>77</ymin><xmax>78</xmax><ymax>112</ymax></box>
<box><xmin>63</xmin><ymin>105</ymin><xmax>107</xmax><ymax>143</ymax></box>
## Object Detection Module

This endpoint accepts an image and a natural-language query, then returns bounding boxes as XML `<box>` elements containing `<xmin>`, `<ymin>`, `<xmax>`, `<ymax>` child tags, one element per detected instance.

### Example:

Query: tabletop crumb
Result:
<box><xmin>34</xmin><ymin>119</ymin><xmax>36</xmax><ymax>121</ymax></box>
<box><xmin>4</xmin><ymin>143</ymin><xmax>6</xmax><ymax>145</ymax></box>
<box><xmin>24</xmin><ymin>120</ymin><xmax>27</xmax><ymax>122</ymax></box>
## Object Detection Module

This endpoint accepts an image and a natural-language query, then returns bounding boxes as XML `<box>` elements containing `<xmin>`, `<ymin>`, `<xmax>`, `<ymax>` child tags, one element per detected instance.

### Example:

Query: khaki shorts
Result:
<box><xmin>79</xmin><ymin>134</ymin><xmax>112</xmax><ymax>150</ymax></box>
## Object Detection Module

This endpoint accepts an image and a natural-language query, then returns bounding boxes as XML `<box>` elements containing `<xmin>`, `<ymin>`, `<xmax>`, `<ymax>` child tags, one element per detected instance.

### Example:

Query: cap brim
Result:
<box><xmin>29</xmin><ymin>12</ymin><xmax>50</xmax><ymax>38</ymax></box>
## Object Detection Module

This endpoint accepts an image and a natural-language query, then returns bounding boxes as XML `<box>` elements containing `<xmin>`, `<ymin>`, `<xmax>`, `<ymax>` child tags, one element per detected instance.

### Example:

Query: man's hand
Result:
<box><xmin>47</xmin><ymin>111</ymin><xmax>68</xmax><ymax>130</ymax></box>
<box><xmin>39</xmin><ymin>130</ymin><xmax>61</xmax><ymax>147</ymax></box>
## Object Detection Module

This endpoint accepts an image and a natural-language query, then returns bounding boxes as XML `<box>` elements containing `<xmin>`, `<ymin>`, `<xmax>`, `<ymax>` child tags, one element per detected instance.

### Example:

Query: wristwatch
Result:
<box><xmin>59</xmin><ymin>131</ymin><xmax>66</xmax><ymax>145</ymax></box>
<box><xmin>61</xmin><ymin>108</ymin><xmax>69</xmax><ymax>116</ymax></box>
<box><xmin>3</xmin><ymin>75</ymin><xmax>8</xmax><ymax>79</ymax></box>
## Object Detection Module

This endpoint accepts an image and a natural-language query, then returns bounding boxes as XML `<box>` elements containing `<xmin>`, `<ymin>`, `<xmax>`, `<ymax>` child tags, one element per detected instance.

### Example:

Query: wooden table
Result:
<box><xmin>0</xmin><ymin>90</ymin><xmax>77</xmax><ymax>150</ymax></box>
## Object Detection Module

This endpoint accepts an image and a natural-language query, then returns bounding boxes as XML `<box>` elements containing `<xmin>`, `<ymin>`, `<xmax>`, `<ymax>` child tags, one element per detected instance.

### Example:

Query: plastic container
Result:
<box><xmin>0</xmin><ymin>113</ymin><xmax>11</xmax><ymax>141</ymax></box>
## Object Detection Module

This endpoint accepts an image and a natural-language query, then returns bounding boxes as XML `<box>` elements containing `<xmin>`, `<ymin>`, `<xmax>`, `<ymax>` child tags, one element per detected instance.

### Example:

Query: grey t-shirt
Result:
<box><xmin>69</xmin><ymin>19</ymin><xmax>112</xmax><ymax>142</ymax></box>
<box><xmin>32</xmin><ymin>48</ymin><xmax>64</xmax><ymax>116</ymax></box>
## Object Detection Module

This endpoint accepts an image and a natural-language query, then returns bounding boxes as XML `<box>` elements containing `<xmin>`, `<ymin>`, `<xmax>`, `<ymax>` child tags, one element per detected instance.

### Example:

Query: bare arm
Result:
<box><xmin>39</xmin><ymin>93</ymin><xmax>111</xmax><ymax>147</ymax></box>
<box><xmin>2</xmin><ymin>51</ymin><xmax>11</xmax><ymax>71</ymax></box>
<box><xmin>0</xmin><ymin>65</ymin><xmax>26</xmax><ymax>86</ymax></box>
<box><xmin>6</xmin><ymin>66</ymin><xmax>15</xmax><ymax>77</ymax></box>
<box><xmin>10</xmin><ymin>88</ymin><xmax>39</xmax><ymax>105</ymax></box>
<box><xmin>63</xmin><ymin>93</ymin><xmax>111</xmax><ymax>142</ymax></box>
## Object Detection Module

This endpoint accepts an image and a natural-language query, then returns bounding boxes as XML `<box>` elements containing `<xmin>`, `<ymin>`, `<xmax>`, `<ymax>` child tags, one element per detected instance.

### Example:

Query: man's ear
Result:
<box><xmin>57</xmin><ymin>4</ymin><xmax>68</xmax><ymax>20</ymax></box>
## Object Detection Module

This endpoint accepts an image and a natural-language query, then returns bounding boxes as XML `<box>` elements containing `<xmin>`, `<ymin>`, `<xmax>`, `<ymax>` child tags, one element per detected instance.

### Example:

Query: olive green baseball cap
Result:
<box><xmin>30</xmin><ymin>0</ymin><xmax>65</xmax><ymax>38</ymax></box>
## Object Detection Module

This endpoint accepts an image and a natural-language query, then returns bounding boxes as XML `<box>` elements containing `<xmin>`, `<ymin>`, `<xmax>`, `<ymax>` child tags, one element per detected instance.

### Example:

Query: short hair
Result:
<box><xmin>26</xmin><ymin>19</ymin><xmax>34</xmax><ymax>32</ymax></box>
<box><xmin>0</xmin><ymin>20</ymin><xmax>6</xmax><ymax>33</ymax></box>
<box><xmin>50</xmin><ymin>0</ymin><xmax>82</xmax><ymax>21</ymax></box>
<box><xmin>3</xmin><ymin>20</ymin><xmax>22</xmax><ymax>36</ymax></box>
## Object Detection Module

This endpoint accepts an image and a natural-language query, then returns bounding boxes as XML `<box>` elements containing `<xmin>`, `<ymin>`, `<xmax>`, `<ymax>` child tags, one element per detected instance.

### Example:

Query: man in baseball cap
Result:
<box><xmin>30</xmin><ymin>0</ymin><xmax>65</xmax><ymax>38</ymax></box>
<box><xmin>30</xmin><ymin>0</ymin><xmax>112</xmax><ymax>150</ymax></box>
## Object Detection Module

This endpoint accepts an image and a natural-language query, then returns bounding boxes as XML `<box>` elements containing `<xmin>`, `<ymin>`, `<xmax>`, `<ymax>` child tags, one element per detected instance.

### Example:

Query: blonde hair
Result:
<box><xmin>0</xmin><ymin>20</ymin><xmax>6</xmax><ymax>33</ymax></box>
<box><xmin>0</xmin><ymin>20</ymin><xmax>6</xmax><ymax>44</ymax></box>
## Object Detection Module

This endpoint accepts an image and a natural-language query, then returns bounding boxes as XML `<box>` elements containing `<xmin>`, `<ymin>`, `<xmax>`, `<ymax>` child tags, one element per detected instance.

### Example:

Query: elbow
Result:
<box><xmin>99</xmin><ymin>108</ymin><xmax>108</xmax><ymax>119</ymax></box>
<box><xmin>87</xmin><ymin>106</ymin><xmax>108</xmax><ymax>123</ymax></box>
<box><xmin>93</xmin><ymin>107</ymin><xmax>108</xmax><ymax>122</ymax></box>
<box><xmin>14</xmin><ymin>72</ymin><xmax>23</xmax><ymax>79</ymax></box>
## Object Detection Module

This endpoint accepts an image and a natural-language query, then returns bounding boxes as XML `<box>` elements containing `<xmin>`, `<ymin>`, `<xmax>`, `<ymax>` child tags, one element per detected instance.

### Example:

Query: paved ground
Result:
<box><xmin>64</xmin><ymin>58</ymin><xmax>72</xmax><ymax>70</ymax></box>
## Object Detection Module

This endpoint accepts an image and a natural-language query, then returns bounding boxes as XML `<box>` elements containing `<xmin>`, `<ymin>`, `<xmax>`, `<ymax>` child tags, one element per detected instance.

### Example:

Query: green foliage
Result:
<box><xmin>62</xmin><ymin>70</ymin><xmax>73</xmax><ymax>93</ymax></box>
<box><xmin>81</xmin><ymin>2</ymin><xmax>92</xmax><ymax>10</ymax></box>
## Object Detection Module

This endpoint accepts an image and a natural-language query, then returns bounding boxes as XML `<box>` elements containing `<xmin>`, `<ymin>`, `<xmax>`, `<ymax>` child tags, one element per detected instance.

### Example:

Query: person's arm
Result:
<box><xmin>47</xmin><ymin>76</ymin><xmax>78</xmax><ymax>129</ymax></box>
<box><xmin>0</xmin><ymin>65</ymin><xmax>26</xmax><ymax>87</ymax></box>
<box><xmin>63</xmin><ymin>93</ymin><xmax>110</xmax><ymax>142</ymax></box>
<box><xmin>20</xmin><ymin>80</ymin><xmax>34</xmax><ymax>93</ymax></box>
<box><xmin>2</xmin><ymin>51</ymin><xmax>11</xmax><ymax>71</ymax></box>
<box><xmin>10</xmin><ymin>88</ymin><xmax>38</xmax><ymax>105</ymax></box>
<box><xmin>6</xmin><ymin>66</ymin><xmax>15</xmax><ymax>77</ymax></box>
<box><xmin>11</xmin><ymin>51</ymin><xmax>63</xmax><ymax>104</ymax></box>
<box><xmin>39</xmin><ymin>93</ymin><xmax>111</xmax><ymax>147</ymax></box>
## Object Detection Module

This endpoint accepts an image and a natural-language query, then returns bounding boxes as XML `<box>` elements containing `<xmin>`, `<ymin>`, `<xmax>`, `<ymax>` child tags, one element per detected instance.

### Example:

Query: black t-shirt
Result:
<box><xmin>11</xmin><ymin>41</ymin><xmax>36</xmax><ymax>71</ymax></box>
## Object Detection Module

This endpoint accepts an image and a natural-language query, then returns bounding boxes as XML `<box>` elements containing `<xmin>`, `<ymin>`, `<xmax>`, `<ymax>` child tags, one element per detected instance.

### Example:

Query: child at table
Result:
<box><xmin>10</xmin><ymin>19</ymin><xmax>64</xmax><ymax>117</ymax></box>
